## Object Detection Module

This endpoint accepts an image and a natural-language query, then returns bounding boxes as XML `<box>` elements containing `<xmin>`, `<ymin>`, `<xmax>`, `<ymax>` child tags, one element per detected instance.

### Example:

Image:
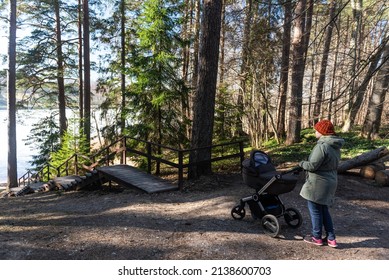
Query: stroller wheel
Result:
<box><xmin>261</xmin><ymin>214</ymin><xmax>280</xmax><ymax>238</ymax></box>
<box><xmin>231</xmin><ymin>205</ymin><xmax>246</xmax><ymax>220</ymax></box>
<box><xmin>284</xmin><ymin>207</ymin><xmax>303</xmax><ymax>228</ymax></box>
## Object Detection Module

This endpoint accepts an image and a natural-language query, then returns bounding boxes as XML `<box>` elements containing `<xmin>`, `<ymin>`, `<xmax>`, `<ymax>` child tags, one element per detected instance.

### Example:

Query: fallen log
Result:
<box><xmin>375</xmin><ymin>170</ymin><xmax>389</xmax><ymax>187</ymax></box>
<box><xmin>338</xmin><ymin>146</ymin><xmax>389</xmax><ymax>173</ymax></box>
<box><xmin>370</xmin><ymin>154</ymin><xmax>389</xmax><ymax>165</ymax></box>
<box><xmin>359</xmin><ymin>163</ymin><xmax>386</xmax><ymax>179</ymax></box>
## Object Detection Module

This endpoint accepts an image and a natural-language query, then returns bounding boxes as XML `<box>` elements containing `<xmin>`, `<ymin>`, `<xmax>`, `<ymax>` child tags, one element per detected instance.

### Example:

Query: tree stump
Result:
<box><xmin>359</xmin><ymin>163</ymin><xmax>386</xmax><ymax>179</ymax></box>
<box><xmin>375</xmin><ymin>170</ymin><xmax>389</xmax><ymax>187</ymax></box>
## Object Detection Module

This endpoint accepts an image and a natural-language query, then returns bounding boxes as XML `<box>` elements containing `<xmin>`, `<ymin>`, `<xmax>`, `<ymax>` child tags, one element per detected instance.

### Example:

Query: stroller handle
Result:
<box><xmin>280</xmin><ymin>166</ymin><xmax>303</xmax><ymax>176</ymax></box>
<box><xmin>272</xmin><ymin>166</ymin><xmax>302</xmax><ymax>180</ymax></box>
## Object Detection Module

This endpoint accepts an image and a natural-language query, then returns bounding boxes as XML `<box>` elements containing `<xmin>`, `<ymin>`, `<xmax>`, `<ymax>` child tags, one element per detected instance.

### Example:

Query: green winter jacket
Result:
<box><xmin>299</xmin><ymin>135</ymin><xmax>345</xmax><ymax>206</ymax></box>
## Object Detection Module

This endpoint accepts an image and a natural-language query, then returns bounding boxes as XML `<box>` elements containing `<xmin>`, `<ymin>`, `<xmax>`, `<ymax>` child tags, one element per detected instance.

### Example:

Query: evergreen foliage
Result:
<box><xmin>1</xmin><ymin>0</ymin><xmax>388</xmax><ymax>184</ymax></box>
<box><xmin>98</xmin><ymin>0</ymin><xmax>188</xmax><ymax>149</ymax></box>
<box><xmin>96</xmin><ymin>0</ymin><xmax>141</xmax><ymax>144</ymax></box>
<box><xmin>125</xmin><ymin>0</ymin><xmax>187</xmax><ymax>146</ymax></box>
<box><xmin>26</xmin><ymin>113</ymin><xmax>89</xmax><ymax>175</ymax></box>
<box><xmin>25</xmin><ymin>112</ymin><xmax>61</xmax><ymax>169</ymax></box>
<box><xmin>49</xmin><ymin>118</ymin><xmax>90</xmax><ymax>170</ymax></box>
<box><xmin>15</xmin><ymin>0</ymin><xmax>79</xmax><ymax>108</ymax></box>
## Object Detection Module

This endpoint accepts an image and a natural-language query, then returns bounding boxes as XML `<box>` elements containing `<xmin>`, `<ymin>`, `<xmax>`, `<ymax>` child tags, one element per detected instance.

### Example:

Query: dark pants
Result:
<box><xmin>307</xmin><ymin>200</ymin><xmax>335</xmax><ymax>240</ymax></box>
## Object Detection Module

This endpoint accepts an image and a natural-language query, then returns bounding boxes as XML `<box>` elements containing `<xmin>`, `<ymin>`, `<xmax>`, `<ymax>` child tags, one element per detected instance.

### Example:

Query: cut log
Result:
<box><xmin>338</xmin><ymin>146</ymin><xmax>389</xmax><ymax>173</ymax></box>
<box><xmin>375</xmin><ymin>170</ymin><xmax>389</xmax><ymax>187</ymax></box>
<box><xmin>359</xmin><ymin>163</ymin><xmax>386</xmax><ymax>179</ymax></box>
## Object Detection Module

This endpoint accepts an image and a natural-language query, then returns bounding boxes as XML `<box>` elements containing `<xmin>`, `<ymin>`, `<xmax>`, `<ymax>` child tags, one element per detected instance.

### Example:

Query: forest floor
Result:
<box><xmin>0</xmin><ymin>169</ymin><xmax>389</xmax><ymax>260</ymax></box>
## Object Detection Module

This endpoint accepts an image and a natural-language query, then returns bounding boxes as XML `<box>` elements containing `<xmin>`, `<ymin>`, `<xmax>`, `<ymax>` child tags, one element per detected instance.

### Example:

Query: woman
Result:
<box><xmin>299</xmin><ymin>120</ymin><xmax>344</xmax><ymax>248</ymax></box>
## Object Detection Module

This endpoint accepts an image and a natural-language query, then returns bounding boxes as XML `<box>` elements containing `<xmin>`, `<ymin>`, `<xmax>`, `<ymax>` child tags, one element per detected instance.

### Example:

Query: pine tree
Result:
<box><xmin>125</xmin><ymin>0</ymin><xmax>187</xmax><ymax>147</ymax></box>
<box><xmin>16</xmin><ymin>0</ymin><xmax>80</xmax><ymax>130</ymax></box>
<box><xmin>50</xmin><ymin>118</ymin><xmax>90</xmax><ymax>173</ymax></box>
<box><xmin>26</xmin><ymin>112</ymin><xmax>61</xmax><ymax>169</ymax></box>
<box><xmin>7</xmin><ymin>0</ymin><xmax>18</xmax><ymax>189</ymax></box>
<box><xmin>189</xmin><ymin>0</ymin><xmax>223</xmax><ymax>178</ymax></box>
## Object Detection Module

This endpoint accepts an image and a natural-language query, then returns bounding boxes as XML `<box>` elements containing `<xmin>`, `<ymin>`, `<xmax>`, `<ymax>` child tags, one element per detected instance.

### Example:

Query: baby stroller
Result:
<box><xmin>231</xmin><ymin>150</ymin><xmax>303</xmax><ymax>237</ymax></box>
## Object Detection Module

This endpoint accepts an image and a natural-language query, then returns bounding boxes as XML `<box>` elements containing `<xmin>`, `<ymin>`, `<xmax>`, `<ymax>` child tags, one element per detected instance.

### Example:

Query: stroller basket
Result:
<box><xmin>247</xmin><ymin>194</ymin><xmax>283</xmax><ymax>217</ymax></box>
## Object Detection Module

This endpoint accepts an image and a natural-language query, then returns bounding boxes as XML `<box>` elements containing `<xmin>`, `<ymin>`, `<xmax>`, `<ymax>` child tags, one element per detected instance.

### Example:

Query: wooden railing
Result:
<box><xmin>121</xmin><ymin>136</ymin><xmax>246</xmax><ymax>189</ymax></box>
<box><xmin>19</xmin><ymin>136</ymin><xmax>247</xmax><ymax>190</ymax></box>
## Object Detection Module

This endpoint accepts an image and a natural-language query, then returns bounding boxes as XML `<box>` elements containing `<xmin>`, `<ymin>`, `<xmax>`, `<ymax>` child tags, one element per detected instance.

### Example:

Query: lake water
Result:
<box><xmin>0</xmin><ymin>108</ymin><xmax>108</xmax><ymax>183</ymax></box>
<box><xmin>0</xmin><ymin>109</ymin><xmax>42</xmax><ymax>183</ymax></box>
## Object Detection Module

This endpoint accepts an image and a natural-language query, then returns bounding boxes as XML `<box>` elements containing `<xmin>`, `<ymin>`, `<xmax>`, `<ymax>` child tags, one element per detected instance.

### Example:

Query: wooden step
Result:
<box><xmin>97</xmin><ymin>165</ymin><xmax>178</xmax><ymax>194</ymax></box>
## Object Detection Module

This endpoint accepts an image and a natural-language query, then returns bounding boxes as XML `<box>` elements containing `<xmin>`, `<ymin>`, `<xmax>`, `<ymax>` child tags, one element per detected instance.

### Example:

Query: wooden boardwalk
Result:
<box><xmin>97</xmin><ymin>165</ymin><xmax>178</xmax><ymax>194</ymax></box>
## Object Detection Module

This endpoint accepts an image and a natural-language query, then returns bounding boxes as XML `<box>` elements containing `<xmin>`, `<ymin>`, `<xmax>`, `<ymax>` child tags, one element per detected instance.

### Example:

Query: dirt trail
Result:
<box><xmin>0</xmin><ymin>172</ymin><xmax>388</xmax><ymax>260</ymax></box>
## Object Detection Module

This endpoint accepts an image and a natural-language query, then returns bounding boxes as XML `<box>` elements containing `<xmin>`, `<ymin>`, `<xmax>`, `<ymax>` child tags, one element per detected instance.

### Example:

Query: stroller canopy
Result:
<box><xmin>246</xmin><ymin>150</ymin><xmax>276</xmax><ymax>174</ymax></box>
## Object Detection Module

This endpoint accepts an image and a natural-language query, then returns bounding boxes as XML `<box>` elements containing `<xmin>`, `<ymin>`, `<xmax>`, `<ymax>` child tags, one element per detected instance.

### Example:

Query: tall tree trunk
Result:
<box><xmin>342</xmin><ymin>0</ymin><xmax>363</xmax><ymax>132</ymax></box>
<box><xmin>235</xmin><ymin>0</ymin><xmax>253</xmax><ymax>137</ymax></box>
<box><xmin>327</xmin><ymin>12</ymin><xmax>342</xmax><ymax>120</ymax></box>
<box><xmin>78</xmin><ymin>0</ymin><xmax>83</xmax><ymax>126</ymax></box>
<box><xmin>286</xmin><ymin>0</ymin><xmax>309</xmax><ymax>145</ymax></box>
<box><xmin>191</xmin><ymin>0</ymin><xmax>201</xmax><ymax>105</ymax></box>
<box><xmin>186</xmin><ymin>0</ymin><xmax>201</xmax><ymax>141</ymax></box>
<box><xmin>83</xmin><ymin>0</ymin><xmax>91</xmax><ymax>149</ymax></box>
<box><xmin>189</xmin><ymin>0</ymin><xmax>222</xmax><ymax>179</ymax></box>
<box><xmin>313</xmin><ymin>0</ymin><xmax>336</xmax><ymax>123</ymax></box>
<box><xmin>181</xmin><ymin>0</ymin><xmax>191</xmax><ymax>142</ymax></box>
<box><xmin>362</xmin><ymin>43</ymin><xmax>389</xmax><ymax>139</ymax></box>
<box><xmin>344</xmin><ymin>39</ymin><xmax>388</xmax><ymax>132</ymax></box>
<box><xmin>303</xmin><ymin>0</ymin><xmax>313</xmax><ymax>127</ymax></box>
<box><xmin>7</xmin><ymin>0</ymin><xmax>18</xmax><ymax>190</ymax></box>
<box><xmin>302</xmin><ymin>0</ymin><xmax>313</xmax><ymax>65</ymax></box>
<box><xmin>276</xmin><ymin>0</ymin><xmax>292</xmax><ymax>139</ymax></box>
<box><xmin>120</xmin><ymin>0</ymin><xmax>126</xmax><ymax>135</ymax></box>
<box><xmin>54</xmin><ymin>0</ymin><xmax>67</xmax><ymax>137</ymax></box>
<box><xmin>217</xmin><ymin>0</ymin><xmax>226</xmax><ymax>139</ymax></box>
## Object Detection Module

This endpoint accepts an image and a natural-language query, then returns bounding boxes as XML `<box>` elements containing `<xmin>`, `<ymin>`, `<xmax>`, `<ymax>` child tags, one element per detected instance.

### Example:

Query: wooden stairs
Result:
<box><xmin>1</xmin><ymin>136</ymin><xmax>245</xmax><ymax>198</ymax></box>
<box><xmin>1</xmin><ymin>164</ymin><xmax>178</xmax><ymax>197</ymax></box>
<box><xmin>1</xmin><ymin>170</ymin><xmax>103</xmax><ymax>198</ymax></box>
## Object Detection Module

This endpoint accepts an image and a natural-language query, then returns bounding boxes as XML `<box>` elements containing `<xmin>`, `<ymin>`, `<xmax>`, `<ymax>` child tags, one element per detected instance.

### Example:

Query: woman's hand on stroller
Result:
<box><xmin>292</xmin><ymin>166</ymin><xmax>304</xmax><ymax>174</ymax></box>
<box><xmin>281</xmin><ymin>166</ymin><xmax>303</xmax><ymax>175</ymax></box>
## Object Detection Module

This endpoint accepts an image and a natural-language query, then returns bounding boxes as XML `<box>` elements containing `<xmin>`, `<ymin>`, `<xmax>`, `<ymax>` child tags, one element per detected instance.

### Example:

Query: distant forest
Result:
<box><xmin>1</xmin><ymin>0</ymin><xmax>388</xmax><ymax>187</ymax></box>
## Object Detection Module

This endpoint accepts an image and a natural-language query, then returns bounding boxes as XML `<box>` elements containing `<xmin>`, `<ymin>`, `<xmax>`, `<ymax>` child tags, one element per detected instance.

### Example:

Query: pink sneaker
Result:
<box><xmin>327</xmin><ymin>239</ymin><xmax>338</xmax><ymax>248</ymax></box>
<box><xmin>303</xmin><ymin>235</ymin><xmax>323</xmax><ymax>246</ymax></box>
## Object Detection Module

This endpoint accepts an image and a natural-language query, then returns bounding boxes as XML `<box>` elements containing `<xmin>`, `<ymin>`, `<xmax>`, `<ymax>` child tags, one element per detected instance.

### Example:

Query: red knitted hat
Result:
<box><xmin>314</xmin><ymin>120</ymin><xmax>335</xmax><ymax>135</ymax></box>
